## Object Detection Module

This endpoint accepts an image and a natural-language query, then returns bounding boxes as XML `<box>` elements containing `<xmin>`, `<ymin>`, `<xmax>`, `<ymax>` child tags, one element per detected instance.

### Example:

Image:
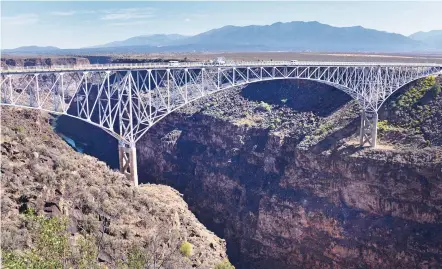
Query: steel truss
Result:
<box><xmin>1</xmin><ymin>62</ymin><xmax>441</xmax><ymax>185</ymax></box>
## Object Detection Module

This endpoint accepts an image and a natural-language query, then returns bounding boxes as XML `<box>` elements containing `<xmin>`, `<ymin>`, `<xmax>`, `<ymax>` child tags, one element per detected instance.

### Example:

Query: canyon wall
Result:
<box><xmin>136</xmin><ymin>80</ymin><xmax>442</xmax><ymax>269</ymax></box>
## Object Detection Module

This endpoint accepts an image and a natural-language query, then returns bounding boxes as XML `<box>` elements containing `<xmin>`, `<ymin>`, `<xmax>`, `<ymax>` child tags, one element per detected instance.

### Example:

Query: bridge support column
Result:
<box><xmin>359</xmin><ymin>110</ymin><xmax>378</xmax><ymax>148</ymax></box>
<box><xmin>118</xmin><ymin>143</ymin><xmax>139</xmax><ymax>186</ymax></box>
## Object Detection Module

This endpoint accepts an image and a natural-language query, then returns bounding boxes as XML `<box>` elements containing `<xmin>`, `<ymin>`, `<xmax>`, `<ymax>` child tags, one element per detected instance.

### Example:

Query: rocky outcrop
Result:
<box><xmin>1</xmin><ymin>107</ymin><xmax>229</xmax><ymax>268</ymax></box>
<box><xmin>136</xmin><ymin>79</ymin><xmax>442</xmax><ymax>269</ymax></box>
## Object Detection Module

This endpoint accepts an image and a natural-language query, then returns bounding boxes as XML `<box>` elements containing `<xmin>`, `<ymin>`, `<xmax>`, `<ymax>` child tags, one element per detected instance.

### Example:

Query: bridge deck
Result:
<box><xmin>1</xmin><ymin>61</ymin><xmax>442</xmax><ymax>74</ymax></box>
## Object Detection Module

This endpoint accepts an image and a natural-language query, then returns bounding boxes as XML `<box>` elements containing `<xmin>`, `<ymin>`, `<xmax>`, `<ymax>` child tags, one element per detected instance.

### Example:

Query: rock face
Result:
<box><xmin>135</xmin><ymin>79</ymin><xmax>442</xmax><ymax>269</ymax></box>
<box><xmin>1</xmin><ymin>107</ymin><xmax>229</xmax><ymax>268</ymax></box>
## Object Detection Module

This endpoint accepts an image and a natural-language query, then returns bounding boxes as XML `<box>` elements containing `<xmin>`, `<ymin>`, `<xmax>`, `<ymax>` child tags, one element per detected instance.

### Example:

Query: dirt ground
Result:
<box><xmin>146</xmin><ymin>52</ymin><xmax>442</xmax><ymax>64</ymax></box>
<box><xmin>3</xmin><ymin>51</ymin><xmax>442</xmax><ymax>64</ymax></box>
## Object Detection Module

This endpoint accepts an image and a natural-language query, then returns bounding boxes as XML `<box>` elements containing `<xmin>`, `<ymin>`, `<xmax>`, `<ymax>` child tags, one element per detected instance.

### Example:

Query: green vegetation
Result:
<box><xmin>377</xmin><ymin>120</ymin><xmax>390</xmax><ymax>132</ymax></box>
<box><xmin>3</xmin><ymin>210</ymin><xmax>198</xmax><ymax>269</ymax></box>
<box><xmin>386</xmin><ymin>76</ymin><xmax>442</xmax><ymax>140</ymax></box>
<box><xmin>315</xmin><ymin>121</ymin><xmax>334</xmax><ymax>136</ymax></box>
<box><xmin>396</xmin><ymin>76</ymin><xmax>436</xmax><ymax>108</ymax></box>
<box><xmin>2</xmin><ymin>209</ymin><xmax>98</xmax><ymax>269</ymax></box>
<box><xmin>234</xmin><ymin>113</ymin><xmax>263</xmax><ymax>127</ymax></box>
<box><xmin>120</xmin><ymin>246</ymin><xmax>149</xmax><ymax>269</ymax></box>
<box><xmin>259</xmin><ymin>101</ymin><xmax>272</xmax><ymax>112</ymax></box>
<box><xmin>215</xmin><ymin>259</ymin><xmax>236</xmax><ymax>269</ymax></box>
<box><xmin>13</xmin><ymin>125</ymin><xmax>25</xmax><ymax>134</ymax></box>
<box><xmin>76</xmin><ymin>235</ymin><xmax>99</xmax><ymax>269</ymax></box>
<box><xmin>179</xmin><ymin>241</ymin><xmax>193</xmax><ymax>257</ymax></box>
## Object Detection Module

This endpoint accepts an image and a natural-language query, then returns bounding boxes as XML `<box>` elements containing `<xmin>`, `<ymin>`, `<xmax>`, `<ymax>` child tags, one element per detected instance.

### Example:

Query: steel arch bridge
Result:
<box><xmin>1</xmin><ymin>61</ymin><xmax>441</xmax><ymax>185</ymax></box>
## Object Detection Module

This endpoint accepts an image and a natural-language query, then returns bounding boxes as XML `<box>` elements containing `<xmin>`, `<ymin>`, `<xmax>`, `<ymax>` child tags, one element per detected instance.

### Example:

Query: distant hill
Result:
<box><xmin>2</xmin><ymin>21</ymin><xmax>440</xmax><ymax>54</ymax></box>
<box><xmin>2</xmin><ymin>46</ymin><xmax>61</xmax><ymax>53</ymax></box>
<box><xmin>409</xmin><ymin>30</ymin><xmax>442</xmax><ymax>50</ymax></box>
<box><xmin>93</xmin><ymin>34</ymin><xmax>188</xmax><ymax>48</ymax></box>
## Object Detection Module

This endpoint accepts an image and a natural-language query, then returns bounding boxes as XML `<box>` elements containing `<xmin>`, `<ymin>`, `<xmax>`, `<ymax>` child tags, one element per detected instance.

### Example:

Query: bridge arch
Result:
<box><xmin>376</xmin><ymin>73</ymin><xmax>441</xmax><ymax>111</ymax></box>
<box><xmin>135</xmin><ymin>77</ymin><xmax>358</xmax><ymax>143</ymax></box>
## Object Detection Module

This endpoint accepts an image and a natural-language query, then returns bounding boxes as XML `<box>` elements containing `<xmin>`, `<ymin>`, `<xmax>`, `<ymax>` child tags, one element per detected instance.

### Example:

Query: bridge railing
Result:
<box><xmin>1</xmin><ymin>61</ymin><xmax>441</xmax><ymax>74</ymax></box>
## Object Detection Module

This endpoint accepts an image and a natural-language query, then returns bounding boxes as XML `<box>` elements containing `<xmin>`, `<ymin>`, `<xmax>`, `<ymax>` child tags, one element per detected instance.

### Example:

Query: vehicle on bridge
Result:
<box><xmin>290</xmin><ymin>60</ymin><xmax>299</xmax><ymax>65</ymax></box>
<box><xmin>215</xmin><ymin>57</ymin><xmax>226</xmax><ymax>65</ymax></box>
<box><xmin>168</xmin><ymin>61</ymin><xmax>180</xmax><ymax>67</ymax></box>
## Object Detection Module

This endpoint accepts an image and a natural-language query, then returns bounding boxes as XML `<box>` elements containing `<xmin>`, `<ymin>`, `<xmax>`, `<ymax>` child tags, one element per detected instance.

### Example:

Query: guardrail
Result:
<box><xmin>1</xmin><ymin>61</ymin><xmax>441</xmax><ymax>74</ymax></box>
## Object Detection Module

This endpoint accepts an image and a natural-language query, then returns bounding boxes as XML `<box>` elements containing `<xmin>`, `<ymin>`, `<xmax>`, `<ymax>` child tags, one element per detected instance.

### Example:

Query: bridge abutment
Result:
<box><xmin>359</xmin><ymin>110</ymin><xmax>378</xmax><ymax>148</ymax></box>
<box><xmin>118</xmin><ymin>143</ymin><xmax>139</xmax><ymax>186</ymax></box>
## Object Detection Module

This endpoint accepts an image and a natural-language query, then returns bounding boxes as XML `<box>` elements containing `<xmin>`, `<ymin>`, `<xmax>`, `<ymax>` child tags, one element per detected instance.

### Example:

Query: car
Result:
<box><xmin>215</xmin><ymin>57</ymin><xmax>226</xmax><ymax>65</ymax></box>
<box><xmin>168</xmin><ymin>61</ymin><xmax>180</xmax><ymax>67</ymax></box>
<box><xmin>290</xmin><ymin>60</ymin><xmax>299</xmax><ymax>65</ymax></box>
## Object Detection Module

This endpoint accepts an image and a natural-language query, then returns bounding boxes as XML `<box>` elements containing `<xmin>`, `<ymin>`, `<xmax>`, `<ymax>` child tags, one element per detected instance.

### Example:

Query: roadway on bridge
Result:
<box><xmin>2</xmin><ymin>60</ymin><xmax>442</xmax><ymax>75</ymax></box>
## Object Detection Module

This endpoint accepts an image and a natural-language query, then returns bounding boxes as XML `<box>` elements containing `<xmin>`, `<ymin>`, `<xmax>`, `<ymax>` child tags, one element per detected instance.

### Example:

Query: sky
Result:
<box><xmin>1</xmin><ymin>1</ymin><xmax>442</xmax><ymax>49</ymax></box>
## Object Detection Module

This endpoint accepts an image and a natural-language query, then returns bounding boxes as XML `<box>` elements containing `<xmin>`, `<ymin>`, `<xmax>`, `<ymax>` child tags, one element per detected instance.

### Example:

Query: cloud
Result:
<box><xmin>51</xmin><ymin>11</ymin><xmax>76</xmax><ymax>16</ymax></box>
<box><xmin>108</xmin><ymin>20</ymin><xmax>152</xmax><ymax>27</ymax></box>
<box><xmin>185</xmin><ymin>18</ymin><xmax>191</xmax><ymax>22</ymax></box>
<box><xmin>80</xmin><ymin>10</ymin><xmax>97</xmax><ymax>14</ymax></box>
<box><xmin>101</xmin><ymin>7</ymin><xmax>155</xmax><ymax>21</ymax></box>
<box><xmin>2</xmin><ymin>14</ymin><xmax>39</xmax><ymax>25</ymax></box>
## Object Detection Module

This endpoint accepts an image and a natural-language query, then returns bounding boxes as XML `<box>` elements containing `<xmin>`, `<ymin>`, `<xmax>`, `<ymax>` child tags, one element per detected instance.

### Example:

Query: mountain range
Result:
<box><xmin>409</xmin><ymin>30</ymin><xmax>442</xmax><ymax>49</ymax></box>
<box><xmin>3</xmin><ymin>21</ymin><xmax>441</xmax><ymax>54</ymax></box>
<box><xmin>92</xmin><ymin>34</ymin><xmax>188</xmax><ymax>48</ymax></box>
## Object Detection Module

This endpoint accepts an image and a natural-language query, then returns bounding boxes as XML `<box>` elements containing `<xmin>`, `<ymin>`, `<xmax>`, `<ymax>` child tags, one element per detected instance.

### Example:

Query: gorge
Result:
<box><xmin>3</xmin><ymin>56</ymin><xmax>442</xmax><ymax>269</ymax></box>
<box><xmin>55</xmin><ymin>73</ymin><xmax>442</xmax><ymax>268</ymax></box>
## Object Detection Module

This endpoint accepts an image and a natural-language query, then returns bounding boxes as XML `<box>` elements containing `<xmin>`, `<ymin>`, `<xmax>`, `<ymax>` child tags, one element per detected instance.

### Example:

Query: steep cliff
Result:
<box><xmin>135</xmin><ymin>78</ymin><xmax>442</xmax><ymax>269</ymax></box>
<box><xmin>1</xmin><ymin>107</ymin><xmax>229</xmax><ymax>268</ymax></box>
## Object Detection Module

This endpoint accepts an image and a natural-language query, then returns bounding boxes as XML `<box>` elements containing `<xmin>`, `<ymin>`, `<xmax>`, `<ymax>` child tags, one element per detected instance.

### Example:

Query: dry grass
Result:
<box><xmin>233</xmin><ymin>113</ymin><xmax>263</xmax><ymax>127</ymax></box>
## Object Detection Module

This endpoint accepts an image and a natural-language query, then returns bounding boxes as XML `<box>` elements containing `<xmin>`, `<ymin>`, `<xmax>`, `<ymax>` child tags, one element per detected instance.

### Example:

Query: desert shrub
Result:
<box><xmin>125</xmin><ymin>246</ymin><xmax>149</xmax><ymax>269</ymax></box>
<box><xmin>215</xmin><ymin>259</ymin><xmax>235</xmax><ymax>269</ymax></box>
<box><xmin>315</xmin><ymin>121</ymin><xmax>333</xmax><ymax>136</ymax></box>
<box><xmin>54</xmin><ymin>155</ymin><xmax>72</xmax><ymax>170</ymax></box>
<box><xmin>117</xmin><ymin>235</ymin><xmax>188</xmax><ymax>269</ymax></box>
<box><xmin>3</xmin><ymin>209</ymin><xmax>70</xmax><ymax>268</ymax></box>
<box><xmin>2</xmin><ymin>252</ymin><xmax>28</xmax><ymax>269</ymax></box>
<box><xmin>259</xmin><ymin>101</ymin><xmax>272</xmax><ymax>112</ymax></box>
<box><xmin>179</xmin><ymin>241</ymin><xmax>193</xmax><ymax>257</ymax></box>
<box><xmin>1</xmin><ymin>227</ymin><xmax>28</xmax><ymax>252</ymax></box>
<box><xmin>2</xmin><ymin>210</ymin><xmax>101</xmax><ymax>269</ymax></box>
<box><xmin>78</xmin><ymin>214</ymin><xmax>100</xmax><ymax>234</ymax></box>
<box><xmin>13</xmin><ymin>125</ymin><xmax>25</xmax><ymax>134</ymax></box>
<box><xmin>377</xmin><ymin>120</ymin><xmax>390</xmax><ymax>132</ymax></box>
<box><xmin>106</xmin><ymin>186</ymin><xmax>118</xmax><ymax>198</ymax></box>
<box><xmin>74</xmin><ymin>235</ymin><xmax>99</xmax><ymax>269</ymax></box>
